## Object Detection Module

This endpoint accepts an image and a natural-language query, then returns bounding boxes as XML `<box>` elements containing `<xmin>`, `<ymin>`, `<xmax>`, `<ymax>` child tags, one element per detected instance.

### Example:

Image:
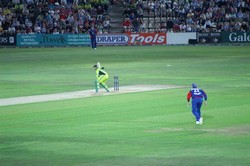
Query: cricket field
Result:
<box><xmin>0</xmin><ymin>45</ymin><xmax>250</xmax><ymax>166</ymax></box>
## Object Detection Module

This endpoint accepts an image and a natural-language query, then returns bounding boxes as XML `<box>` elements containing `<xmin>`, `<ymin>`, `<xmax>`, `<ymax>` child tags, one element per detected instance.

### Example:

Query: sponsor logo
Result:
<box><xmin>0</xmin><ymin>36</ymin><xmax>15</xmax><ymax>45</ymax></box>
<box><xmin>0</xmin><ymin>37</ymin><xmax>8</xmax><ymax>43</ymax></box>
<box><xmin>198</xmin><ymin>33</ymin><xmax>209</xmax><ymax>37</ymax></box>
<box><xmin>128</xmin><ymin>33</ymin><xmax>166</xmax><ymax>44</ymax></box>
<box><xmin>210</xmin><ymin>32</ymin><xmax>221</xmax><ymax>43</ymax></box>
<box><xmin>210</xmin><ymin>32</ymin><xmax>221</xmax><ymax>37</ymax></box>
<box><xmin>42</xmin><ymin>35</ymin><xmax>66</xmax><ymax>44</ymax></box>
<box><xmin>97</xmin><ymin>34</ymin><xmax>129</xmax><ymax>44</ymax></box>
<box><xmin>229</xmin><ymin>32</ymin><xmax>250</xmax><ymax>42</ymax></box>
<box><xmin>198</xmin><ymin>32</ymin><xmax>222</xmax><ymax>44</ymax></box>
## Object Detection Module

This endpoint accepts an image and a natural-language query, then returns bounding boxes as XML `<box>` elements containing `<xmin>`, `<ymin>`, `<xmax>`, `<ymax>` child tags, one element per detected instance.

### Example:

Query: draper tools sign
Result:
<box><xmin>97</xmin><ymin>33</ymin><xmax>166</xmax><ymax>45</ymax></box>
<box><xmin>16</xmin><ymin>34</ymin><xmax>90</xmax><ymax>46</ymax></box>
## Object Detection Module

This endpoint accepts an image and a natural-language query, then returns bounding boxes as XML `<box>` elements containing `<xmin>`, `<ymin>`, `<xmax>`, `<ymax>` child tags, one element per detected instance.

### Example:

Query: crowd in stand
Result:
<box><xmin>0</xmin><ymin>0</ymin><xmax>111</xmax><ymax>35</ymax></box>
<box><xmin>122</xmin><ymin>0</ymin><xmax>250</xmax><ymax>33</ymax></box>
<box><xmin>1</xmin><ymin>0</ymin><xmax>250</xmax><ymax>35</ymax></box>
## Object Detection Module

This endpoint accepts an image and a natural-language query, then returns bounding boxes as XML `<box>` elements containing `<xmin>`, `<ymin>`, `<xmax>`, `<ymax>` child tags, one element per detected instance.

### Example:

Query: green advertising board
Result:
<box><xmin>17</xmin><ymin>34</ymin><xmax>90</xmax><ymax>46</ymax></box>
<box><xmin>222</xmin><ymin>32</ymin><xmax>250</xmax><ymax>43</ymax></box>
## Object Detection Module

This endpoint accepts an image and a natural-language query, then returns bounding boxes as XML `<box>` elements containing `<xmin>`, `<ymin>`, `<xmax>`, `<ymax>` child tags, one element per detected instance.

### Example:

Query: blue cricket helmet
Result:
<box><xmin>192</xmin><ymin>83</ymin><xmax>197</xmax><ymax>88</ymax></box>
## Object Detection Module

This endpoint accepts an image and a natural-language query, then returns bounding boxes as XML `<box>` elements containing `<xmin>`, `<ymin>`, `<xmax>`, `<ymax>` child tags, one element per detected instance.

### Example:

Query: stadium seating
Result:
<box><xmin>0</xmin><ymin>0</ymin><xmax>249</xmax><ymax>34</ymax></box>
<box><xmin>122</xmin><ymin>0</ymin><xmax>250</xmax><ymax>33</ymax></box>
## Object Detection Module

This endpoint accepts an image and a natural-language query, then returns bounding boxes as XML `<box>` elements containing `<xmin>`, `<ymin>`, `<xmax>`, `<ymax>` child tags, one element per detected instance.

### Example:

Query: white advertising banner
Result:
<box><xmin>167</xmin><ymin>32</ymin><xmax>197</xmax><ymax>45</ymax></box>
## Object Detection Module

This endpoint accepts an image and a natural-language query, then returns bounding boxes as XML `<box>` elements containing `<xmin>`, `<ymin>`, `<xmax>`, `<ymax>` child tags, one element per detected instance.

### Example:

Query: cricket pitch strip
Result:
<box><xmin>0</xmin><ymin>84</ymin><xmax>184</xmax><ymax>106</ymax></box>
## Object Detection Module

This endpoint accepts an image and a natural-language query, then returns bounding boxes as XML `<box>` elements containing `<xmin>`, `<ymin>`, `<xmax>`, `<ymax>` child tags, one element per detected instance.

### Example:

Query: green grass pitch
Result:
<box><xmin>0</xmin><ymin>45</ymin><xmax>250</xmax><ymax>166</ymax></box>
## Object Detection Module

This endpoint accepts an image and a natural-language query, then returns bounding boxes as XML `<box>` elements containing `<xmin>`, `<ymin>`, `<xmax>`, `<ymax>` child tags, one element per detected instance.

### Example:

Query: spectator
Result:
<box><xmin>0</xmin><ymin>25</ymin><xmax>3</xmax><ymax>34</ymax></box>
<box><xmin>97</xmin><ymin>22</ymin><xmax>103</xmax><ymax>34</ymax></box>
<box><xmin>34</xmin><ymin>23</ymin><xmax>41</xmax><ymax>33</ymax></box>
<box><xmin>8</xmin><ymin>25</ymin><xmax>16</xmax><ymax>34</ymax></box>
<box><xmin>53</xmin><ymin>28</ymin><xmax>60</xmax><ymax>34</ymax></box>
<box><xmin>241</xmin><ymin>21</ymin><xmax>248</xmax><ymax>32</ymax></box>
<box><xmin>166</xmin><ymin>2</ymin><xmax>172</xmax><ymax>18</ymax></box>
<box><xmin>122</xmin><ymin>17</ymin><xmax>131</xmax><ymax>32</ymax></box>
<box><xmin>1</xmin><ymin>0</ymin><xmax>250</xmax><ymax>34</ymax></box>
<box><xmin>96</xmin><ymin>5</ymin><xmax>104</xmax><ymax>20</ymax></box>
<box><xmin>78</xmin><ymin>17</ymin><xmax>84</xmax><ymax>33</ymax></box>
<box><xmin>123</xmin><ymin>7</ymin><xmax>130</xmax><ymax>17</ymax></box>
<box><xmin>103</xmin><ymin>16</ymin><xmax>111</xmax><ymax>33</ymax></box>
<box><xmin>179</xmin><ymin>22</ymin><xmax>186</xmax><ymax>32</ymax></box>
<box><xmin>40</xmin><ymin>21</ymin><xmax>47</xmax><ymax>33</ymax></box>
<box><xmin>137</xmin><ymin>6</ymin><xmax>144</xmax><ymax>18</ymax></box>
<box><xmin>173</xmin><ymin>23</ymin><xmax>180</xmax><ymax>32</ymax></box>
<box><xmin>83</xmin><ymin>19</ymin><xmax>90</xmax><ymax>33</ymax></box>
<box><xmin>129</xmin><ymin>12</ymin><xmax>135</xmax><ymax>22</ymax></box>
<box><xmin>27</xmin><ymin>28</ymin><xmax>35</xmax><ymax>34</ymax></box>
<box><xmin>148</xmin><ymin>0</ymin><xmax>155</xmax><ymax>13</ymax></box>
<box><xmin>159</xmin><ymin>1</ymin><xmax>166</xmax><ymax>17</ymax></box>
<box><xmin>166</xmin><ymin>17</ymin><xmax>173</xmax><ymax>32</ymax></box>
<box><xmin>132</xmin><ymin>17</ymin><xmax>140</xmax><ymax>32</ymax></box>
<box><xmin>139</xmin><ymin>17</ymin><xmax>146</xmax><ymax>32</ymax></box>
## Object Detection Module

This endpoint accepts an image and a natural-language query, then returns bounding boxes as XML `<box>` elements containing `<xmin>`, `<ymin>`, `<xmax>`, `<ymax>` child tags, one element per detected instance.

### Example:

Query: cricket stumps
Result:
<box><xmin>94</xmin><ymin>80</ymin><xmax>98</xmax><ymax>93</ymax></box>
<box><xmin>114</xmin><ymin>76</ymin><xmax>119</xmax><ymax>91</ymax></box>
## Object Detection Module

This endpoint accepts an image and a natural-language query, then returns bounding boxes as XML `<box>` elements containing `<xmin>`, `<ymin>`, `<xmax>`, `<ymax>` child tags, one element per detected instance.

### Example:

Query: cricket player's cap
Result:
<box><xmin>93</xmin><ymin>64</ymin><xmax>97</xmax><ymax>68</ymax></box>
<box><xmin>192</xmin><ymin>83</ymin><xmax>197</xmax><ymax>88</ymax></box>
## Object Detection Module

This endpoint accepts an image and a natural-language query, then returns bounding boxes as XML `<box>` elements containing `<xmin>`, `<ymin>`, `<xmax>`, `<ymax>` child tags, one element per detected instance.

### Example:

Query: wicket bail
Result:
<box><xmin>114</xmin><ymin>76</ymin><xmax>119</xmax><ymax>91</ymax></box>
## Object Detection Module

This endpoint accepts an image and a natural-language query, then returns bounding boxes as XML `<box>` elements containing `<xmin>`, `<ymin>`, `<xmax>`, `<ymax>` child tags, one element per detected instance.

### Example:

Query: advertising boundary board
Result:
<box><xmin>96</xmin><ymin>34</ymin><xmax>130</xmax><ymax>45</ymax></box>
<box><xmin>198</xmin><ymin>32</ymin><xmax>222</xmax><ymax>44</ymax></box>
<box><xmin>167</xmin><ymin>32</ymin><xmax>196</xmax><ymax>45</ymax></box>
<box><xmin>3</xmin><ymin>32</ymin><xmax>250</xmax><ymax>47</ymax></box>
<box><xmin>96</xmin><ymin>33</ymin><xmax>167</xmax><ymax>45</ymax></box>
<box><xmin>125</xmin><ymin>32</ymin><xmax>167</xmax><ymax>45</ymax></box>
<box><xmin>16</xmin><ymin>34</ymin><xmax>90</xmax><ymax>47</ymax></box>
<box><xmin>198</xmin><ymin>32</ymin><xmax>250</xmax><ymax>44</ymax></box>
<box><xmin>0</xmin><ymin>34</ymin><xmax>16</xmax><ymax>46</ymax></box>
<box><xmin>222</xmin><ymin>32</ymin><xmax>250</xmax><ymax>43</ymax></box>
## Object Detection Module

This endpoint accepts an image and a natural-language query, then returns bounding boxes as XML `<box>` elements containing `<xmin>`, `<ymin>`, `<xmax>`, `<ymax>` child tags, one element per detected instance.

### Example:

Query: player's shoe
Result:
<box><xmin>196</xmin><ymin>121</ymin><xmax>200</xmax><ymax>125</ymax></box>
<box><xmin>199</xmin><ymin>117</ymin><xmax>203</xmax><ymax>124</ymax></box>
<box><xmin>105</xmin><ymin>85</ymin><xmax>109</xmax><ymax>92</ymax></box>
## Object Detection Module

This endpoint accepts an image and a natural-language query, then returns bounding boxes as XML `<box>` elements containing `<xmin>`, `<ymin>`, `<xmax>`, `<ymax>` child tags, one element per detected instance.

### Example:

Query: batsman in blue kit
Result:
<box><xmin>89</xmin><ymin>26</ymin><xmax>97</xmax><ymax>49</ymax></box>
<box><xmin>187</xmin><ymin>83</ymin><xmax>207</xmax><ymax>125</ymax></box>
